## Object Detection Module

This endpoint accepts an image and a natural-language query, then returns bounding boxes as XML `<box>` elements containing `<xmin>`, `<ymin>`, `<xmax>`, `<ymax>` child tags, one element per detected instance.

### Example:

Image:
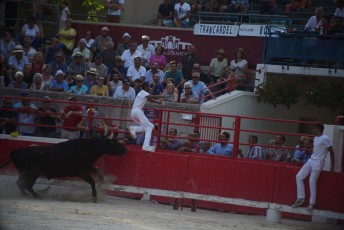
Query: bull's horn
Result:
<box><xmin>107</xmin><ymin>132</ymin><xmax>113</xmax><ymax>140</ymax></box>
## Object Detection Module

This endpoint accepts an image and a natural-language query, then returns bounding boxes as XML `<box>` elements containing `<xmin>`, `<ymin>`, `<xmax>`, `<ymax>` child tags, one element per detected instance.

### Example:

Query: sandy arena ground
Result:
<box><xmin>0</xmin><ymin>175</ymin><xmax>342</xmax><ymax>230</ymax></box>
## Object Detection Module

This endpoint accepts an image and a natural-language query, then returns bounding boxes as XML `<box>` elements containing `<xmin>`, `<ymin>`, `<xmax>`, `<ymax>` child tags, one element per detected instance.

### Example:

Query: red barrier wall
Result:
<box><xmin>73</xmin><ymin>22</ymin><xmax>265</xmax><ymax>68</ymax></box>
<box><xmin>1</xmin><ymin>138</ymin><xmax>343</xmax><ymax>216</ymax></box>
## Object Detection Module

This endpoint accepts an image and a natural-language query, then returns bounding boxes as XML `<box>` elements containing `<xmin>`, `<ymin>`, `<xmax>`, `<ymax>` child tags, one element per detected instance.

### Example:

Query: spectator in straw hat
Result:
<box><xmin>7</xmin><ymin>45</ymin><xmax>29</xmax><ymax>73</ymax></box>
<box><xmin>84</xmin><ymin>67</ymin><xmax>99</xmax><ymax>94</ymax></box>
<box><xmin>69</xmin><ymin>51</ymin><xmax>89</xmax><ymax>76</ymax></box>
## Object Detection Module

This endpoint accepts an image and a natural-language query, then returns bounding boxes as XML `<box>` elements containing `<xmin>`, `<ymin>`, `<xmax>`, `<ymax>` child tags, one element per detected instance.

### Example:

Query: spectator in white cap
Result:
<box><xmin>7</xmin><ymin>45</ymin><xmax>29</xmax><ymax>73</ymax></box>
<box><xmin>72</xmin><ymin>38</ymin><xmax>91</xmax><ymax>62</ymax></box>
<box><xmin>49</xmin><ymin>70</ymin><xmax>69</xmax><ymax>92</ymax></box>
<box><xmin>137</xmin><ymin>35</ymin><xmax>155</xmax><ymax>69</ymax></box>
<box><xmin>7</xmin><ymin>71</ymin><xmax>28</xmax><ymax>89</ymax></box>
<box><xmin>121</xmin><ymin>40</ymin><xmax>142</xmax><ymax>70</ymax></box>
<box><xmin>105</xmin><ymin>0</ymin><xmax>124</xmax><ymax>23</ymax></box>
<box><xmin>116</xmin><ymin>32</ymin><xmax>131</xmax><ymax>55</ymax></box>
<box><xmin>84</xmin><ymin>67</ymin><xmax>98</xmax><ymax>94</ymax></box>
<box><xmin>91</xmin><ymin>27</ymin><xmax>113</xmax><ymax>57</ymax></box>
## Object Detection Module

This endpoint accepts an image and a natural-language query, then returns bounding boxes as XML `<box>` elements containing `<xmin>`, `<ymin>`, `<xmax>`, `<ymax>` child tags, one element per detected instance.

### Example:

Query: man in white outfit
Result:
<box><xmin>292</xmin><ymin>123</ymin><xmax>335</xmax><ymax>211</ymax></box>
<box><xmin>129</xmin><ymin>82</ymin><xmax>166</xmax><ymax>152</ymax></box>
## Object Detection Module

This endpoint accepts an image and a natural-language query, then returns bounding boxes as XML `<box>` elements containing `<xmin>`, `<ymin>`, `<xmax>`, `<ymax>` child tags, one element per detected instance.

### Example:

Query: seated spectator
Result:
<box><xmin>98</xmin><ymin>41</ymin><xmax>117</xmax><ymax>69</ymax></box>
<box><xmin>145</xmin><ymin>62</ymin><xmax>165</xmax><ymax>85</ymax></box>
<box><xmin>192</xmin><ymin>62</ymin><xmax>212</xmax><ymax>85</ymax></box>
<box><xmin>159</xmin><ymin>83</ymin><xmax>178</xmax><ymax>103</ymax></box>
<box><xmin>137</xmin><ymin>35</ymin><xmax>155</xmax><ymax>69</ymax></box>
<box><xmin>72</xmin><ymin>39</ymin><xmax>91</xmax><ymax>63</ymax></box>
<box><xmin>41</xmin><ymin>64</ymin><xmax>54</xmax><ymax>88</ymax></box>
<box><xmin>173</xmin><ymin>0</ymin><xmax>191</xmax><ymax>28</ymax></box>
<box><xmin>228</xmin><ymin>48</ymin><xmax>249</xmax><ymax>91</ymax></box>
<box><xmin>68</xmin><ymin>74</ymin><xmax>88</xmax><ymax>95</ymax></box>
<box><xmin>305</xmin><ymin>7</ymin><xmax>323</xmax><ymax>31</ymax></box>
<box><xmin>199</xmin><ymin>141</ymin><xmax>211</xmax><ymax>154</ymax></box>
<box><xmin>260</xmin><ymin>0</ymin><xmax>277</xmax><ymax>15</ymax></box>
<box><xmin>60</xmin><ymin>96</ymin><xmax>83</xmax><ymax>139</ymax></box>
<box><xmin>0</xmin><ymin>31</ymin><xmax>15</xmax><ymax>62</ymax></box>
<box><xmin>69</xmin><ymin>52</ymin><xmax>89</xmax><ymax>77</ymax></box>
<box><xmin>0</xmin><ymin>63</ymin><xmax>12</xmax><ymax>88</ymax></box>
<box><xmin>84</xmin><ymin>67</ymin><xmax>98</xmax><ymax>94</ymax></box>
<box><xmin>292</xmin><ymin>136</ymin><xmax>307</xmax><ymax>163</ymax></box>
<box><xmin>264</xmin><ymin>135</ymin><xmax>290</xmax><ymax>161</ymax></box>
<box><xmin>91</xmin><ymin>27</ymin><xmax>113</xmax><ymax>57</ymax></box>
<box><xmin>56</xmin><ymin>18</ymin><xmax>76</xmax><ymax>52</ymax></box>
<box><xmin>90</xmin><ymin>55</ymin><xmax>108</xmax><ymax>80</ymax></box>
<box><xmin>178</xmin><ymin>132</ymin><xmax>200</xmax><ymax>152</ymax></box>
<box><xmin>108</xmin><ymin>55</ymin><xmax>126</xmax><ymax>81</ymax></box>
<box><xmin>30</xmin><ymin>52</ymin><xmax>45</xmax><ymax>75</ymax></box>
<box><xmin>22</xmin><ymin>37</ymin><xmax>36</xmax><ymax>62</ymax></box>
<box><xmin>207</xmin><ymin>49</ymin><xmax>228</xmax><ymax>87</ymax></box>
<box><xmin>36</xmin><ymin>96</ymin><xmax>60</xmax><ymax>138</ymax></box>
<box><xmin>149</xmin><ymin>73</ymin><xmax>165</xmax><ymax>96</ymax></box>
<box><xmin>64</xmin><ymin>71</ymin><xmax>76</xmax><ymax>89</ymax></box>
<box><xmin>136</xmin><ymin>125</ymin><xmax>159</xmax><ymax>147</ymax></box>
<box><xmin>30</xmin><ymin>73</ymin><xmax>47</xmax><ymax>91</ymax></box>
<box><xmin>90</xmin><ymin>76</ymin><xmax>109</xmax><ymax>96</ymax></box>
<box><xmin>165</xmin><ymin>78</ymin><xmax>179</xmax><ymax>95</ymax></box>
<box><xmin>7</xmin><ymin>45</ymin><xmax>29</xmax><ymax>73</ymax></box>
<box><xmin>220</xmin><ymin>0</ymin><xmax>249</xmax><ymax>14</ymax></box>
<box><xmin>191</xmin><ymin>0</ymin><xmax>209</xmax><ymax>13</ymax></box>
<box><xmin>317</xmin><ymin>14</ymin><xmax>331</xmax><ymax>35</ymax></box>
<box><xmin>121</xmin><ymin>40</ymin><xmax>142</xmax><ymax>70</ymax></box>
<box><xmin>179</xmin><ymin>45</ymin><xmax>199</xmax><ymax>81</ymax></box>
<box><xmin>77</xmin><ymin>107</ymin><xmax>105</xmax><ymax>138</ymax></box>
<box><xmin>285</xmin><ymin>0</ymin><xmax>311</xmax><ymax>12</ymax></box>
<box><xmin>49</xmin><ymin>70</ymin><xmax>69</xmax><ymax>92</ymax></box>
<box><xmin>164</xmin><ymin>60</ymin><xmax>185</xmax><ymax>94</ymax></box>
<box><xmin>127</xmin><ymin>56</ymin><xmax>146</xmax><ymax>84</ymax></box>
<box><xmin>44</xmin><ymin>37</ymin><xmax>65</xmax><ymax>64</ymax></box>
<box><xmin>186</xmin><ymin>72</ymin><xmax>215</xmax><ymax>103</ymax></box>
<box><xmin>293</xmin><ymin>137</ymin><xmax>313</xmax><ymax>164</ymax></box>
<box><xmin>119</xmin><ymin>128</ymin><xmax>137</xmax><ymax>145</ymax></box>
<box><xmin>160</xmin><ymin>128</ymin><xmax>182</xmax><ymax>150</ymax></box>
<box><xmin>328</xmin><ymin>16</ymin><xmax>344</xmax><ymax>37</ymax></box>
<box><xmin>48</xmin><ymin>51</ymin><xmax>68</xmax><ymax>75</ymax></box>
<box><xmin>113</xmin><ymin>78</ymin><xmax>136</xmax><ymax>100</ymax></box>
<box><xmin>149</xmin><ymin>45</ymin><xmax>166</xmax><ymax>71</ymax></box>
<box><xmin>0</xmin><ymin>98</ymin><xmax>17</xmax><ymax>134</ymax></box>
<box><xmin>7</xmin><ymin>71</ymin><xmax>28</xmax><ymax>89</ymax></box>
<box><xmin>133</xmin><ymin>78</ymin><xmax>142</xmax><ymax>95</ymax></box>
<box><xmin>157</xmin><ymin>0</ymin><xmax>174</xmax><ymax>27</ymax></box>
<box><xmin>240</xmin><ymin>135</ymin><xmax>263</xmax><ymax>159</ymax></box>
<box><xmin>210</xmin><ymin>0</ymin><xmax>228</xmax><ymax>12</ymax></box>
<box><xmin>334</xmin><ymin>0</ymin><xmax>344</xmax><ymax>19</ymax></box>
<box><xmin>116</xmin><ymin>32</ymin><xmax>131</xmax><ymax>56</ymax></box>
<box><xmin>20</xmin><ymin>16</ymin><xmax>43</xmax><ymax>49</ymax></box>
<box><xmin>180</xmin><ymin>82</ymin><xmax>199</xmax><ymax>103</ymax></box>
<box><xmin>13</xmin><ymin>93</ymin><xmax>38</xmax><ymax>136</ymax></box>
<box><xmin>83</xmin><ymin>31</ymin><xmax>94</xmax><ymax>50</ymax></box>
<box><xmin>207</xmin><ymin>131</ymin><xmax>233</xmax><ymax>157</ymax></box>
<box><xmin>108</xmin><ymin>72</ymin><xmax>123</xmax><ymax>97</ymax></box>
<box><xmin>22</xmin><ymin>63</ymin><xmax>33</xmax><ymax>86</ymax></box>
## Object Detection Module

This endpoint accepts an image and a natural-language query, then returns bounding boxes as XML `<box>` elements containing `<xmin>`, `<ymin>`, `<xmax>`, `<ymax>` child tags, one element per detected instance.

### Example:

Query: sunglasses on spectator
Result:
<box><xmin>76</xmin><ymin>80</ymin><xmax>83</xmax><ymax>83</ymax></box>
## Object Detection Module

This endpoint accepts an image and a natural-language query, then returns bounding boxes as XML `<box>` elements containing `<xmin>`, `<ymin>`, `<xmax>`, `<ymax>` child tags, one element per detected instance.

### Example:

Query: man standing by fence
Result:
<box><xmin>292</xmin><ymin>123</ymin><xmax>335</xmax><ymax>211</ymax></box>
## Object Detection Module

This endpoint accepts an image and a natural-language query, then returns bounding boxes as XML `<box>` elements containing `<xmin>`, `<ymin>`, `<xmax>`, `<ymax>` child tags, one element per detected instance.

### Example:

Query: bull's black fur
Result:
<box><xmin>0</xmin><ymin>137</ymin><xmax>126</xmax><ymax>201</ymax></box>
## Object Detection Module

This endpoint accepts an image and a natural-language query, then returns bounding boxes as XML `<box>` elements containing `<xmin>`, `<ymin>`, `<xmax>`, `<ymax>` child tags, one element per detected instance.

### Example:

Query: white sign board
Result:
<box><xmin>194</xmin><ymin>23</ymin><xmax>239</xmax><ymax>37</ymax></box>
<box><xmin>239</xmin><ymin>24</ymin><xmax>285</xmax><ymax>37</ymax></box>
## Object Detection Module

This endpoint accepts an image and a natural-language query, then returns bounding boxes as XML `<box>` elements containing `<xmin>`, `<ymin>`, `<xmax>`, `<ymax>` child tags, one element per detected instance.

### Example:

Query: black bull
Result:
<box><xmin>0</xmin><ymin>137</ymin><xmax>127</xmax><ymax>200</ymax></box>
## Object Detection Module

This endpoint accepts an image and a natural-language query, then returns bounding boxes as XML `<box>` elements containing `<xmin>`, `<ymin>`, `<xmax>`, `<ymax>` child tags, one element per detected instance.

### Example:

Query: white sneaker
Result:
<box><xmin>142</xmin><ymin>146</ymin><xmax>156</xmax><ymax>152</ymax></box>
<box><xmin>129</xmin><ymin>126</ymin><xmax>136</xmax><ymax>139</ymax></box>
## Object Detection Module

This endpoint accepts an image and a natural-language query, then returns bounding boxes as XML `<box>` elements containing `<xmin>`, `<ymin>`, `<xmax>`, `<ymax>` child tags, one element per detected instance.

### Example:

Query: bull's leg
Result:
<box><xmin>90</xmin><ymin>167</ymin><xmax>104</xmax><ymax>183</ymax></box>
<box><xmin>23</xmin><ymin>173</ymin><xmax>40</xmax><ymax>198</ymax></box>
<box><xmin>16</xmin><ymin>174</ymin><xmax>30</xmax><ymax>196</ymax></box>
<box><xmin>79</xmin><ymin>172</ymin><xmax>97</xmax><ymax>202</ymax></box>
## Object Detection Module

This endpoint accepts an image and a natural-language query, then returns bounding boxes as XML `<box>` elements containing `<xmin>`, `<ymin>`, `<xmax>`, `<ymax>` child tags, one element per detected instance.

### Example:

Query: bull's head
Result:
<box><xmin>105</xmin><ymin>137</ymin><xmax>127</xmax><ymax>156</ymax></box>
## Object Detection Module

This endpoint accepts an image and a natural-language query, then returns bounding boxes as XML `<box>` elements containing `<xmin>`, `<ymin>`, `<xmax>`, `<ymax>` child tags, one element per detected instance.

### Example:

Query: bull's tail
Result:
<box><xmin>0</xmin><ymin>160</ymin><xmax>11</xmax><ymax>170</ymax></box>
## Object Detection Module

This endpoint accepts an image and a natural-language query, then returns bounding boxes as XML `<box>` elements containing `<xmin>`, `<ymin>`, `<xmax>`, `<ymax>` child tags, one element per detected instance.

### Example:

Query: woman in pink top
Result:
<box><xmin>149</xmin><ymin>45</ymin><xmax>167</xmax><ymax>71</ymax></box>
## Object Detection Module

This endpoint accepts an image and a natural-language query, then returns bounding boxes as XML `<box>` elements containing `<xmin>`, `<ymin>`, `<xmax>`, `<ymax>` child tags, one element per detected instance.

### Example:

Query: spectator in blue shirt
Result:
<box><xmin>7</xmin><ymin>71</ymin><xmax>28</xmax><ymax>89</ymax></box>
<box><xmin>293</xmin><ymin>136</ymin><xmax>313</xmax><ymax>164</ymax></box>
<box><xmin>207</xmin><ymin>131</ymin><xmax>233</xmax><ymax>156</ymax></box>
<box><xmin>49</xmin><ymin>70</ymin><xmax>69</xmax><ymax>92</ymax></box>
